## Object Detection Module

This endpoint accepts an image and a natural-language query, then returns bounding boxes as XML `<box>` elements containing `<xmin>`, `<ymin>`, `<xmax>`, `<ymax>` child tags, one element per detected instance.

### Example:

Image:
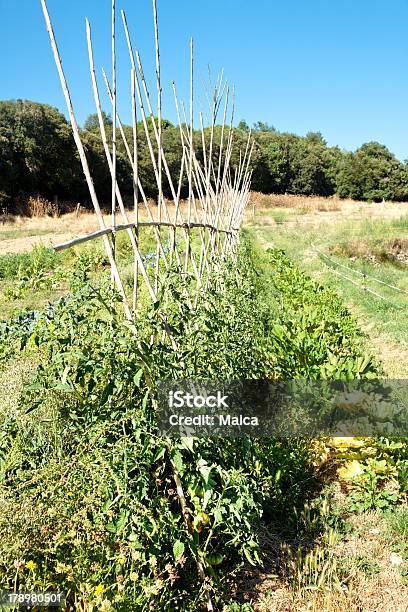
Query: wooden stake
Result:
<box><xmin>101</xmin><ymin>68</ymin><xmax>169</xmax><ymax>268</ymax></box>
<box><xmin>41</xmin><ymin>0</ymin><xmax>132</xmax><ymax>321</ymax></box>
<box><xmin>111</xmin><ymin>0</ymin><xmax>117</xmax><ymax>283</ymax></box>
<box><xmin>131</xmin><ymin>67</ymin><xmax>139</xmax><ymax>314</ymax></box>
<box><xmin>152</xmin><ymin>0</ymin><xmax>162</xmax><ymax>294</ymax></box>
<box><xmin>86</xmin><ymin>20</ymin><xmax>157</xmax><ymax>305</ymax></box>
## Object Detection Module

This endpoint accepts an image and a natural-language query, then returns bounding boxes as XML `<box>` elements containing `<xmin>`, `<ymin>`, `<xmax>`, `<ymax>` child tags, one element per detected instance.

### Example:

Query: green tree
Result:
<box><xmin>0</xmin><ymin>99</ymin><xmax>84</xmax><ymax>207</ymax></box>
<box><xmin>336</xmin><ymin>142</ymin><xmax>408</xmax><ymax>201</ymax></box>
<box><xmin>237</xmin><ymin>120</ymin><xmax>250</xmax><ymax>132</ymax></box>
<box><xmin>288</xmin><ymin>136</ymin><xmax>335</xmax><ymax>196</ymax></box>
<box><xmin>84</xmin><ymin>111</ymin><xmax>112</xmax><ymax>133</ymax></box>
<box><xmin>253</xmin><ymin>121</ymin><xmax>276</xmax><ymax>132</ymax></box>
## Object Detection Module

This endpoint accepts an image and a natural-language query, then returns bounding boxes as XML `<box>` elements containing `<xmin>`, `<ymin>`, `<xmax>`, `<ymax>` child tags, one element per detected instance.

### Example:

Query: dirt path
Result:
<box><xmin>0</xmin><ymin>233</ymin><xmax>75</xmax><ymax>255</ymax></box>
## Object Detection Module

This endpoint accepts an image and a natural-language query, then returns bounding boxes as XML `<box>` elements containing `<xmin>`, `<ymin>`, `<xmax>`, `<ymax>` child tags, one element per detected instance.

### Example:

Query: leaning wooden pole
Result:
<box><xmin>85</xmin><ymin>19</ymin><xmax>157</xmax><ymax>305</ymax></box>
<box><xmin>131</xmin><ymin>67</ymin><xmax>139</xmax><ymax>313</ymax></box>
<box><xmin>111</xmin><ymin>0</ymin><xmax>117</xmax><ymax>284</ymax></box>
<box><xmin>153</xmin><ymin>0</ymin><xmax>162</xmax><ymax>294</ymax></box>
<box><xmin>101</xmin><ymin>68</ymin><xmax>169</xmax><ymax>268</ymax></box>
<box><xmin>40</xmin><ymin>0</ymin><xmax>133</xmax><ymax>321</ymax></box>
<box><xmin>185</xmin><ymin>37</ymin><xmax>194</xmax><ymax>275</ymax></box>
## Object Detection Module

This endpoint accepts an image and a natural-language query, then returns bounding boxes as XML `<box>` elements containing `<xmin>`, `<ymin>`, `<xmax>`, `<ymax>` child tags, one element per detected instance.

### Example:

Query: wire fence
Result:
<box><xmin>312</xmin><ymin>244</ymin><xmax>407</xmax><ymax>308</ymax></box>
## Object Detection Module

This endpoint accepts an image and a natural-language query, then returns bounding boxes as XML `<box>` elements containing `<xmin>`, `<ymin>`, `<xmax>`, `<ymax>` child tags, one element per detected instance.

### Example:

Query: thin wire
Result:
<box><xmin>313</xmin><ymin>244</ymin><xmax>408</xmax><ymax>296</ymax></box>
<box><xmin>319</xmin><ymin>259</ymin><xmax>403</xmax><ymax>308</ymax></box>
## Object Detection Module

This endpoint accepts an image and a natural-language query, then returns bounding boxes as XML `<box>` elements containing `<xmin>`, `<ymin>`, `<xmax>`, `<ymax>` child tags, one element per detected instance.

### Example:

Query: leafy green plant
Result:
<box><xmin>346</xmin><ymin>468</ymin><xmax>400</xmax><ymax>512</ymax></box>
<box><xmin>0</xmin><ymin>245</ymin><xmax>61</xmax><ymax>281</ymax></box>
<box><xmin>0</xmin><ymin>237</ymin><xmax>384</xmax><ymax>609</ymax></box>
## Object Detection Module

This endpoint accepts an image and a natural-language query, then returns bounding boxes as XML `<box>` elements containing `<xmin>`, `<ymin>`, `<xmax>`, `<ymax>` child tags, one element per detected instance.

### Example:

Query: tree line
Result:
<box><xmin>1</xmin><ymin>99</ymin><xmax>407</xmax><ymax>214</ymax></box>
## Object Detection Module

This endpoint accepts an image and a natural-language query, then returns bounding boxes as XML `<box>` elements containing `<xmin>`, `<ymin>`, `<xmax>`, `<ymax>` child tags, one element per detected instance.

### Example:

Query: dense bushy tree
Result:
<box><xmin>1</xmin><ymin>100</ymin><xmax>408</xmax><ymax>212</ymax></box>
<box><xmin>250</xmin><ymin>130</ymin><xmax>337</xmax><ymax>196</ymax></box>
<box><xmin>336</xmin><ymin>142</ymin><xmax>408</xmax><ymax>201</ymax></box>
<box><xmin>0</xmin><ymin>100</ymin><xmax>85</xmax><ymax>207</ymax></box>
<box><xmin>83</xmin><ymin>111</ymin><xmax>112</xmax><ymax>132</ymax></box>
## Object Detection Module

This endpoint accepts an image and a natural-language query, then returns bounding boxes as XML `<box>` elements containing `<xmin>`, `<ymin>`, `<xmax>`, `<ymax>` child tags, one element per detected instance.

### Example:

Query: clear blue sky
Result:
<box><xmin>1</xmin><ymin>0</ymin><xmax>408</xmax><ymax>160</ymax></box>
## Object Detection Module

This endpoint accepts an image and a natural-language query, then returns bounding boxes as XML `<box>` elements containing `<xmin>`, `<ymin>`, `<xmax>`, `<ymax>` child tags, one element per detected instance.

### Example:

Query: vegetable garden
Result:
<box><xmin>0</xmin><ymin>1</ymin><xmax>407</xmax><ymax>611</ymax></box>
<box><xmin>0</xmin><ymin>234</ymin><xmax>390</xmax><ymax>610</ymax></box>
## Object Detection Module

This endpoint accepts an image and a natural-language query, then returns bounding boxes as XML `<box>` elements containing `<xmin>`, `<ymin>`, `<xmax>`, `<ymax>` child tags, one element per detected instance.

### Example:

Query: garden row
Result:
<box><xmin>0</xmin><ymin>235</ymin><xmax>384</xmax><ymax>610</ymax></box>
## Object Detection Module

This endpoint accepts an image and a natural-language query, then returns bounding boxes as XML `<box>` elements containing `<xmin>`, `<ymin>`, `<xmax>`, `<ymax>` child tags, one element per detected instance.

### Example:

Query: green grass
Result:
<box><xmin>384</xmin><ymin>507</ymin><xmax>408</xmax><ymax>584</ymax></box>
<box><xmin>0</xmin><ymin>228</ymin><xmax>54</xmax><ymax>239</ymax></box>
<box><xmin>250</xmin><ymin>215</ymin><xmax>408</xmax><ymax>355</ymax></box>
<box><xmin>385</xmin><ymin>506</ymin><xmax>408</xmax><ymax>552</ymax></box>
<box><xmin>0</xmin><ymin>230</ymin><xmax>168</xmax><ymax>320</ymax></box>
<box><xmin>0</xmin><ymin>246</ymin><xmax>62</xmax><ymax>280</ymax></box>
<box><xmin>269</xmin><ymin>209</ymin><xmax>289</xmax><ymax>223</ymax></box>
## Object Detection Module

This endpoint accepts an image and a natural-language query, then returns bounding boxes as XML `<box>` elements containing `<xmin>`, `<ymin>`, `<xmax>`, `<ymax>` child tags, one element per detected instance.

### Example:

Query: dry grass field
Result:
<box><xmin>1</xmin><ymin>193</ymin><xmax>407</xmax><ymax>255</ymax></box>
<box><xmin>247</xmin><ymin>192</ymin><xmax>408</xmax><ymax>224</ymax></box>
<box><xmin>0</xmin><ymin>199</ymin><xmax>180</xmax><ymax>255</ymax></box>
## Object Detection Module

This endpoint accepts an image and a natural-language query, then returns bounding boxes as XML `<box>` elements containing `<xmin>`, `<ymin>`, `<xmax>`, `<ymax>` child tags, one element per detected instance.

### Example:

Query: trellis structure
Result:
<box><xmin>40</xmin><ymin>4</ymin><xmax>254</xmax><ymax>607</ymax></box>
<box><xmin>41</xmin><ymin>0</ymin><xmax>253</xmax><ymax>328</ymax></box>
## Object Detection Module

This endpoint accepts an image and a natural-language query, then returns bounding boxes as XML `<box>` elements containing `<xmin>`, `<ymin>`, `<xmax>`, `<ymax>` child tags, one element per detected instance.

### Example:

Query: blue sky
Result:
<box><xmin>1</xmin><ymin>0</ymin><xmax>408</xmax><ymax>160</ymax></box>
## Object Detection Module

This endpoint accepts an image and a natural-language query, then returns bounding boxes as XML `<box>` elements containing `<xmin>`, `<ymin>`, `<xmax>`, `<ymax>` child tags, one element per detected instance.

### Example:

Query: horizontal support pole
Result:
<box><xmin>54</xmin><ymin>226</ymin><xmax>112</xmax><ymax>250</ymax></box>
<box><xmin>53</xmin><ymin>221</ymin><xmax>239</xmax><ymax>251</ymax></box>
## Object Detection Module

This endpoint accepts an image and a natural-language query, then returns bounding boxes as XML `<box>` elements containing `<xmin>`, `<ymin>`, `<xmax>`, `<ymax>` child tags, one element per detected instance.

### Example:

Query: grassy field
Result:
<box><xmin>247</xmin><ymin>194</ymin><xmax>408</xmax><ymax>377</ymax></box>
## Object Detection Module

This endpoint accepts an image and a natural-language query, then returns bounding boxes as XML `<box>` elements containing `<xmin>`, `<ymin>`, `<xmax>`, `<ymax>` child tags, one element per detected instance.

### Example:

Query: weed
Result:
<box><xmin>346</xmin><ymin>468</ymin><xmax>400</xmax><ymax>512</ymax></box>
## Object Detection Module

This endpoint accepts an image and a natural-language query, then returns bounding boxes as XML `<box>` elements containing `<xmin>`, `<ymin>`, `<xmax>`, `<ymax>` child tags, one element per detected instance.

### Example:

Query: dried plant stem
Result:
<box><xmin>131</xmin><ymin>67</ymin><xmax>139</xmax><ymax>313</ymax></box>
<box><xmin>41</xmin><ymin>0</ymin><xmax>132</xmax><ymax>321</ymax></box>
<box><xmin>86</xmin><ymin>20</ymin><xmax>156</xmax><ymax>304</ymax></box>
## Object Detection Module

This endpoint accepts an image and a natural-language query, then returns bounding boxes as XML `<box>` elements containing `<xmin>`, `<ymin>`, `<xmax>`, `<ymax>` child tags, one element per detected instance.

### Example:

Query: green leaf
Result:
<box><xmin>172</xmin><ymin>451</ymin><xmax>184</xmax><ymax>475</ymax></box>
<box><xmin>173</xmin><ymin>540</ymin><xmax>185</xmax><ymax>560</ymax></box>
<box><xmin>133</xmin><ymin>368</ymin><xmax>144</xmax><ymax>387</ymax></box>
<box><xmin>153</xmin><ymin>446</ymin><xmax>166</xmax><ymax>462</ymax></box>
<box><xmin>54</xmin><ymin>383</ymin><xmax>74</xmax><ymax>392</ymax></box>
<box><xmin>198</xmin><ymin>460</ymin><xmax>212</xmax><ymax>485</ymax></box>
<box><xmin>180</xmin><ymin>437</ymin><xmax>194</xmax><ymax>452</ymax></box>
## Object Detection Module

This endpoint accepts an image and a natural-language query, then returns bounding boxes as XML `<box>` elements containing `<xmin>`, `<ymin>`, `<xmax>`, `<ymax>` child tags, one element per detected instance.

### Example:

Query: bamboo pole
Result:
<box><xmin>85</xmin><ymin>20</ymin><xmax>157</xmax><ymax>304</ymax></box>
<box><xmin>120</xmin><ymin>12</ymin><xmax>196</xmax><ymax>284</ymax></box>
<box><xmin>40</xmin><ymin>0</ymin><xmax>132</xmax><ymax>321</ymax></box>
<box><xmin>172</xmin><ymin>82</ymin><xmax>211</xmax><ymax>279</ymax></box>
<box><xmin>134</xmin><ymin>49</ymin><xmax>202</xmax><ymax>282</ymax></box>
<box><xmin>132</xmin><ymin>48</ymin><xmax>205</xmax><ymax>284</ymax></box>
<box><xmin>216</xmin><ymin>85</ymin><xmax>229</xmax><ymax>193</ymax></box>
<box><xmin>185</xmin><ymin>38</ymin><xmax>194</xmax><ymax>274</ymax></box>
<box><xmin>101</xmin><ymin>68</ymin><xmax>169</xmax><ymax>268</ymax></box>
<box><xmin>152</xmin><ymin>0</ymin><xmax>162</xmax><ymax>294</ymax></box>
<box><xmin>131</xmin><ymin>67</ymin><xmax>139</xmax><ymax>313</ymax></box>
<box><xmin>111</xmin><ymin>0</ymin><xmax>117</xmax><ymax>284</ymax></box>
<box><xmin>43</xmin><ymin>0</ymin><xmax>251</xmax><ymax>349</ymax></box>
<box><xmin>121</xmin><ymin>12</ymin><xmax>170</xmax><ymax>223</ymax></box>
<box><xmin>54</xmin><ymin>222</ymin><xmax>238</xmax><ymax>252</ymax></box>
<box><xmin>208</xmin><ymin>89</ymin><xmax>236</xmax><ymax>261</ymax></box>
